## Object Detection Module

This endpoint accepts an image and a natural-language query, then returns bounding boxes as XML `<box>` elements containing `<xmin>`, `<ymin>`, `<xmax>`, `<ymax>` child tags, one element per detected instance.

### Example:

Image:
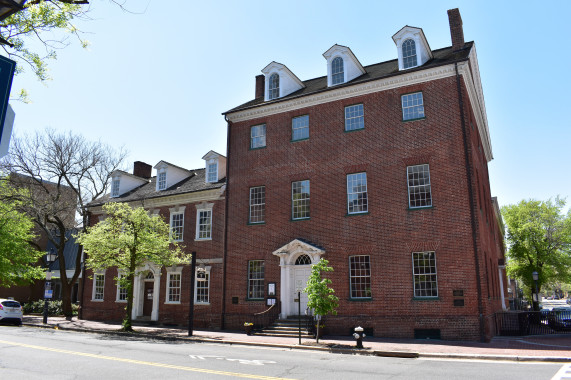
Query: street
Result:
<box><xmin>0</xmin><ymin>326</ymin><xmax>566</xmax><ymax>379</ymax></box>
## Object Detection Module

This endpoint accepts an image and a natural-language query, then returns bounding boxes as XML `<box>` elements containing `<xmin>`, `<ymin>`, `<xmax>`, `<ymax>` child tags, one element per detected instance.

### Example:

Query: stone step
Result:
<box><xmin>255</xmin><ymin>331</ymin><xmax>313</xmax><ymax>338</ymax></box>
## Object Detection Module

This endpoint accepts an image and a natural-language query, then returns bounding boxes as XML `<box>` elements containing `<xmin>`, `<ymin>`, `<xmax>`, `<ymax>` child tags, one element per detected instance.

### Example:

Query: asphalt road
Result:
<box><xmin>0</xmin><ymin>326</ymin><xmax>565</xmax><ymax>380</ymax></box>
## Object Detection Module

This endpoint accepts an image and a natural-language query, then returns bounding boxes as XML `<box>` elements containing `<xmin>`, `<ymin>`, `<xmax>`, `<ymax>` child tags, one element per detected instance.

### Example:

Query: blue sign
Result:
<box><xmin>0</xmin><ymin>55</ymin><xmax>16</xmax><ymax>151</ymax></box>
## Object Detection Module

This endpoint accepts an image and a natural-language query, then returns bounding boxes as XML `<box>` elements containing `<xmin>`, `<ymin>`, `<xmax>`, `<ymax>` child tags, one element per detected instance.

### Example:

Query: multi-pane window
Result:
<box><xmin>347</xmin><ymin>172</ymin><xmax>368</xmax><ymax>214</ymax></box>
<box><xmin>251</xmin><ymin>124</ymin><xmax>266</xmax><ymax>149</ymax></box>
<box><xmin>196</xmin><ymin>209</ymin><xmax>212</xmax><ymax>240</ymax></box>
<box><xmin>292</xmin><ymin>180</ymin><xmax>310</xmax><ymax>220</ymax></box>
<box><xmin>407</xmin><ymin>164</ymin><xmax>432</xmax><ymax>208</ymax></box>
<box><xmin>402</xmin><ymin>39</ymin><xmax>417</xmax><ymax>69</ymax></box>
<box><xmin>249</xmin><ymin>186</ymin><xmax>265</xmax><ymax>223</ymax></box>
<box><xmin>332</xmin><ymin>56</ymin><xmax>344</xmax><ymax>85</ymax></box>
<box><xmin>292</xmin><ymin>115</ymin><xmax>309</xmax><ymax>141</ymax></box>
<box><xmin>269</xmin><ymin>73</ymin><xmax>279</xmax><ymax>100</ymax></box>
<box><xmin>170</xmin><ymin>212</ymin><xmax>184</xmax><ymax>241</ymax></box>
<box><xmin>167</xmin><ymin>273</ymin><xmax>181</xmax><ymax>303</ymax></box>
<box><xmin>345</xmin><ymin>104</ymin><xmax>364</xmax><ymax>131</ymax></box>
<box><xmin>116</xmin><ymin>274</ymin><xmax>127</xmax><ymax>302</ymax></box>
<box><xmin>207</xmin><ymin>162</ymin><xmax>217</xmax><ymax>183</ymax></box>
<box><xmin>349</xmin><ymin>255</ymin><xmax>371</xmax><ymax>298</ymax></box>
<box><xmin>412</xmin><ymin>251</ymin><xmax>438</xmax><ymax>297</ymax></box>
<box><xmin>195</xmin><ymin>269</ymin><xmax>210</xmax><ymax>304</ymax></box>
<box><xmin>248</xmin><ymin>260</ymin><xmax>265</xmax><ymax>299</ymax></box>
<box><xmin>401</xmin><ymin>92</ymin><xmax>425</xmax><ymax>120</ymax></box>
<box><xmin>111</xmin><ymin>179</ymin><xmax>120</xmax><ymax>197</ymax></box>
<box><xmin>93</xmin><ymin>274</ymin><xmax>104</xmax><ymax>300</ymax></box>
<box><xmin>158</xmin><ymin>171</ymin><xmax>167</xmax><ymax>190</ymax></box>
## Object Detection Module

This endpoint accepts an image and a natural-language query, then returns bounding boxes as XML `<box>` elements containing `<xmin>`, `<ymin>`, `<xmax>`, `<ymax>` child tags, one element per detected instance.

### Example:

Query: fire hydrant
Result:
<box><xmin>353</xmin><ymin>326</ymin><xmax>366</xmax><ymax>349</ymax></box>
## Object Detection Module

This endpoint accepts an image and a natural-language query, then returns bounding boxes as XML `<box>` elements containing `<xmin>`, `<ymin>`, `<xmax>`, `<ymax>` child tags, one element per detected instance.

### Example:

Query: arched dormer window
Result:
<box><xmin>332</xmin><ymin>57</ymin><xmax>344</xmax><ymax>85</ymax></box>
<box><xmin>269</xmin><ymin>73</ymin><xmax>279</xmax><ymax>100</ymax></box>
<box><xmin>402</xmin><ymin>39</ymin><xmax>417</xmax><ymax>69</ymax></box>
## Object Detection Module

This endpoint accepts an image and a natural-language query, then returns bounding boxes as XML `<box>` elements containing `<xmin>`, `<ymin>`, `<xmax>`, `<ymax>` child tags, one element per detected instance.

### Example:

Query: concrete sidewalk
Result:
<box><xmin>21</xmin><ymin>315</ymin><xmax>571</xmax><ymax>362</ymax></box>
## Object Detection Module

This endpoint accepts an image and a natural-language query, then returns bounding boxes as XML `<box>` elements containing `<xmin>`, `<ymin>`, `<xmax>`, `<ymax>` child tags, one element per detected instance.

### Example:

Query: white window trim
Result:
<box><xmin>169</xmin><ymin>206</ymin><xmax>186</xmax><ymax>242</ymax></box>
<box><xmin>115</xmin><ymin>271</ymin><xmax>127</xmax><ymax>303</ymax></box>
<box><xmin>195</xmin><ymin>203</ymin><xmax>214</xmax><ymax>241</ymax></box>
<box><xmin>92</xmin><ymin>271</ymin><xmax>105</xmax><ymax>302</ymax></box>
<box><xmin>346</xmin><ymin>172</ymin><xmax>368</xmax><ymax>214</ymax></box>
<box><xmin>206</xmin><ymin>159</ymin><xmax>218</xmax><ymax>183</ymax></box>
<box><xmin>330</xmin><ymin>56</ymin><xmax>345</xmax><ymax>85</ymax></box>
<box><xmin>194</xmin><ymin>266</ymin><xmax>211</xmax><ymax>305</ymax></box>
<box><xmin>165</xmin><ymin>266</ymin><xmax>183</xmax><ymax>304</ymax></box>
<box><xmin>156</xmin><ymin>168</ymin><xmax>167</xmax><ymax>191</ymax></box>
<box><xmin>111</xmin><ymin>177</ymin><xmax>120</xmax><ymax>198</ymax></box>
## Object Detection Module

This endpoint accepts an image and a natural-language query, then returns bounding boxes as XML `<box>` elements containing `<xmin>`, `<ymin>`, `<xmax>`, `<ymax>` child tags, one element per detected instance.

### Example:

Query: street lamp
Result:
<box><xmin>532</xmin><ymin>271</ymin><xmax>539</xmax><ymax>311</ymax></box>
<box><xmin>43</xmin><ymin>248</ymin><xmax>57</xmax><ymax>324</ymax></box>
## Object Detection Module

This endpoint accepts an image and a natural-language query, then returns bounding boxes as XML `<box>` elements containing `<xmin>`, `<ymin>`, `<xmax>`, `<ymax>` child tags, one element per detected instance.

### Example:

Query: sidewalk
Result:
<box><xmin>22</xmin><ymin>315</ymin><xmax>571</xmax><ymax>362</ymax></box>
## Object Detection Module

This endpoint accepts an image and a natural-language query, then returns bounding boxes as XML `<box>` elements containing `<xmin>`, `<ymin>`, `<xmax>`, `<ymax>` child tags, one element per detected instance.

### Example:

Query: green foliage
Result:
<box><xmin>23</xmin><ymin>299</ymin><xmax>79</xmax><ymax>316</ymax></box>
<box><xmin>502</xmin><ymin>197</ymin><xmax>571</xmax><ymax>301</ymax></box>
<box><xmin>77</xmin><ymin>202</ymin><xmax>191</xmax><ymax>331</ymax></box>
<box><xmin>0</xmin><ymin>179</ymin><xmax>44</xmax><ymax>287</ymax></box>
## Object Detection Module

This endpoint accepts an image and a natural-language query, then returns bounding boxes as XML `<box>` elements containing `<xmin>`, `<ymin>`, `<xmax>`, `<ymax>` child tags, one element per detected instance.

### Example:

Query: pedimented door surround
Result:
<box><xmin>132</xmin><ymin>263</ymin><xmax>161</xmax><ymax>321</ymax></box>
<box><xmin>272</xmin><ymin>239</ymin><xmax>325</xmax><ymax>318</ymax></box>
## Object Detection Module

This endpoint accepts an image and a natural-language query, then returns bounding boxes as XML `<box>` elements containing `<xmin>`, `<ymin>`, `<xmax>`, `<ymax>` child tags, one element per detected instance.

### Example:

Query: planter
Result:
<box><xmin>244</xmin><ymin>325</ymin><xmax>253</xmax><ymax>335</ymax></box>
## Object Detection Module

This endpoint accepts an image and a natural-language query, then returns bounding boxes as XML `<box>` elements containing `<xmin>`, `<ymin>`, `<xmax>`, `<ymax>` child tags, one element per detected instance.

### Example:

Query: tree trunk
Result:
<box><xmin>316</xmin><ymin>323</ymin><xmax>320</xmax><ymax>343</ymax></box>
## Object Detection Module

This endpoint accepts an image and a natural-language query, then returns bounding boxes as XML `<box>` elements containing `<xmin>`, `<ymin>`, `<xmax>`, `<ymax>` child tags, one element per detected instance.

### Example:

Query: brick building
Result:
<box><xmin>221</xmin><ymin>9</ymin><xmax>507</xmax><ymax>340</ymax></box>
<box><xmin>82</xmin><ymin>153</ymin><xmax>226</xmax><ymax>328</ymax></box>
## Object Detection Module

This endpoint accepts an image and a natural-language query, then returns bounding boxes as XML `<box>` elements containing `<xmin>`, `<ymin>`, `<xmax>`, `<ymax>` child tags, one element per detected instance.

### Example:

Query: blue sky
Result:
<box><xmin>6</xmin><ymin>0</ymin><xmax>571</xmax><ymax>211</ymax></box>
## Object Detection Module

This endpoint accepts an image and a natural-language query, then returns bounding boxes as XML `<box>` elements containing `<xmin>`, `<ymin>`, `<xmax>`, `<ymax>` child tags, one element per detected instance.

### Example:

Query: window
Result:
<box><xmin>93</xmin><ymin>273</ymin><xmax>105</xmax><ymax>301</ymax></box>
<box><xmin>401</xmin><ymin>92</ymin><xmax>425</xmax><ymax>121</ymax></box>
<box><xmin>350</xmin><ymin>255</ymin><xmax>371</xmax><ymax>298</ymax></box>
<box><xmin>332</xmin><ymin>56</ymin><xmax>344</xmax><ymax>85</ymax></box>
<box><xmin>251</xmin><ymin>124</ymin><xmax>266</xmax><ymax>149</ymax></box>
<box><xmin>292</xmin><ymin>115</ymin><xmax>309</xmax><ymax>141</ymax></box>
<box><xmin>248</xmin><ymin>260</ymin><xmax>265</xmax><ymax>299</ymax></box>
<box><xmin>167</xmin><ymin>272</ymin><xmax>181</xmax><ymax>303</ymax></box>
<box><xmin>345</xmin><ymin>104</ymin><xmax>364</xmax><ymax>131</ymax></box>
<box><xmin>170</xmin><ymin>212</ymin><xmax>184</xmax><ymax>241</ymax></box>
<box><xmin>111</xmin><ymin>178</ymin><xmax>120</xmax><ymax>197</ymax></box>
<box><xmin>269</xmin><ymin>73</ymin><xmax>279</xmax><ymax>100</ymax></box>
<box><xmin>207</xmin><ymin>161</ymin><xmax>218</xmax><ymax>183</ymax></box>
<box><xmin>116</xmin><ymin>273</ymin><xmax>127</xmax><ymax>302</ymax></box>
<box><xmin>195</xmin><ymin>267</ymin><xmax>210</xmax><ymax>304</ymax></box>
<box><xmin>407</xmin><ymin>164</ymin><xmax>432</xmax><ymax>208</ymax></box>
<box><xmin>158</xmin><ymin>171</ymin><xmax>167</xmax><ymax>190</ymax></box>
<box><xmin>402</xmin><ymin>39</ymin><xmax>417</xmax><ymax>69</ymax></box>
<box><xmin>347</xmin><ymin>172</ymin><xmax>368</xmax><ymax>214</ymax></box>
<box><xmin>412</xmin><ymin>251</ymin><xmax>438</xmax><ymax>297</ymax></box>
<box><xmin>196</xmin><ymin>209</ymin><xmax>212</xmax><ymax>240</ymax></box>
<box><xmin>249</xmin><ymin>186</ymin><xmax>265</xmax><ymax>223</ymax></box>
<box><xmin>292</xmin><ymin>180</ymin><xmax>310</xmax><ymax>220</ymax></box>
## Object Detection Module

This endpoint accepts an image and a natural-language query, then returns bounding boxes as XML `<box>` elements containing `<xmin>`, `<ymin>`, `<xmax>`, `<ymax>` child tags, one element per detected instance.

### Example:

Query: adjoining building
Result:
<box><xmin>221</xmin><ymin>8</ymin><xmax>506</xmax><ymax>341</ymax></box>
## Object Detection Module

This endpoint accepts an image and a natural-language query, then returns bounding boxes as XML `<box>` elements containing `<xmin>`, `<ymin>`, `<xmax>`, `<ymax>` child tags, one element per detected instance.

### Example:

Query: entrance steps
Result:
<box><xmin>256</xmin><ymin>316</ymin><xmax>313</xmax><ymax>338</ymax></box>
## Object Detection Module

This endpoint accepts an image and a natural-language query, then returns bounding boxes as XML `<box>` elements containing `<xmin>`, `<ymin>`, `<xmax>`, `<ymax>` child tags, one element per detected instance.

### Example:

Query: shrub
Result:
<box><xmin>23</xmin><ymin>300</ymin><xmax>79</xmax><ymax>316</ymax></box>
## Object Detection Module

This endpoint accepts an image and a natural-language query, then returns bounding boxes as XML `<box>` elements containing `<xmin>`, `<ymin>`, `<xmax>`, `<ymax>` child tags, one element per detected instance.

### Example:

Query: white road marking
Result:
<box><xmin>189</xmin><ymin>355</ymin><xmax>277</xmax><ymax>366</ymax></box>
<box><xmin>551</xmin><ymin>363</ymin><xmax>571</xmax><ymax>380</ymax></box>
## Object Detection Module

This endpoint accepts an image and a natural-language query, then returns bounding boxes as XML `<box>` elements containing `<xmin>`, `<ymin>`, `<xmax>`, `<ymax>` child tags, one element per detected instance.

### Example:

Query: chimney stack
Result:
<box><xmin>447</xmin><ymin>8</ymin><xmax>465</xmax><ymax>51</ymax></box>
<box><xmin>133</xmin><ymin>161</ymin><xmax>152</xmax><ymax>179</ymax></box>
<box><xmin>255</xmin><ymin>74</ymin><xmax>265</xmax><ymax>99</ymax></box>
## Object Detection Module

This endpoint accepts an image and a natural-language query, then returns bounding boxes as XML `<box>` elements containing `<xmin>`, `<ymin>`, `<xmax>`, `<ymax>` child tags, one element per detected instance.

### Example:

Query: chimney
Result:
<box><xmin>133</xmin><ymin>161</ymin><xmax>152</xmax><ymax>179</ymax></box>
<box><xmin>447</xmin><ymin>8</ymin><xmax>465</xmax><ymax>51</ymax></box>
<box><xmin>255</xmin><ymin>74</ymin><xmax>265</xmax><ymax>99</ymax></box>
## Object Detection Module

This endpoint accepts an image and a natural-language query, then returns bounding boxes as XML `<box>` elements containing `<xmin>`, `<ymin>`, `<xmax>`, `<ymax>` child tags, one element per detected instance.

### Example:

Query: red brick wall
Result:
<box><xmin>224</xmin><ymin>75</ymin><xmax>498</xmax><ymax>340</ymax></box>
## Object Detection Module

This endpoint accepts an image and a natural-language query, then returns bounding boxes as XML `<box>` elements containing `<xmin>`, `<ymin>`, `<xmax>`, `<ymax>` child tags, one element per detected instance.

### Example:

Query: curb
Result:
<box><xmin>418</xmin><ymin>352</ymin><xmax>571</xmax><ymax>363</ymax></box>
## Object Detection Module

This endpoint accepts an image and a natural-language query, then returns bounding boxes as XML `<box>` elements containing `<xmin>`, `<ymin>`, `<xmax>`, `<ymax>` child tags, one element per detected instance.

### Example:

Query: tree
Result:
<box><xmin>0</xmin><ymin>128</ymin><xmax>127</xmax><ymax>319</ymax></box>
<box><xmin>303</xmin><ymin>258</ymin><xmax>339</xmax><ymax>343</ymax></box>
<box><xmin>76</xmin><ymin>202</ymin><xmax>191</xmax><ymax>331</ymax></box>
<box><xmin>502</xmin><ymin>198</ymin><xmax>571</xmax><ymax>310</ymax></box>
<box><xmin>0</xmin><ymin>179</ymin><xmax>44</xmax><ymax>287</ymax></box>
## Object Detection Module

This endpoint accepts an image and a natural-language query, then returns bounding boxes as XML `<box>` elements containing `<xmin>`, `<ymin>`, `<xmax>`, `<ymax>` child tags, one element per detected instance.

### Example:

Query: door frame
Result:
<box><xmin>132</xmin><ymin>263</ymin><xmax>161</xmax><ymax>321</ymax></box>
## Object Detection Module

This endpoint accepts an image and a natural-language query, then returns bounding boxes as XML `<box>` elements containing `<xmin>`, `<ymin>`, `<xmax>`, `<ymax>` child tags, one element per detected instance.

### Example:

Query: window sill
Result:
<box><xmin>344</xmin><ymin>127</ymin><xmax>364</xmax><ymax>133</ymax></box>
<box><xmin>402</xmin><ymin>116</ymin><xmax>426</xmax><ymax>123</ymax></box>
<box><xmin>165</xmin><ymin>301</ymin><xmax>181</xmax><ymax>305</ymax></box>
<box><xmin>249</xmin><ymin>146</ymin><xmax>266</xmax><ymax>151</ymax></box>
<box><xmin>412</xmin><ymin>297</ymin><xmax>439</xmax><ymax>301</ymax></box>
<box><xmin>346</xmin><ymin>211</ymin><xmax>369</xmax><ymax>217</ymax></box>
<box><xmin>291</xmin><ymin>137</ymin><xmax>309</xmax><ymax>143</ymax></box>
<box><xmin>195</xmin><ymin>302</ymin><xmax>210</xmax><ymax>306</ymax></box>
<box><xmin>407</xmin><ymin>206</ymin><xmax>433</xmax><ymax>211</ymax></box>
<box><xmin>115</xmin><ymin>300</ymin><xmax>127</xmax><ymax>303</ymax></box>
<box><xmin>91</xmin><ymin>299</ymin><xmax>104</xmax><ymax>302</ymax></box>
<box><xmin>247</xmin><ymin>222</ymin><xmax>266</xmax><ymax>226</ymax></box>
<box><xmin>245</xmin><ymin>298</ymin><xmax>265</xmax><ymax>302</ymax></box>
<box><xmin>348</xmin><ymin>297</ymin><xmax>372</xmax><ymax>302</ymax></box>
<box><xmin>195</xmin><ymin>238</ymin><xmax>212</xmax><ymax>242</ymax></box>
<box><xmin>291</xmin><ymin>217</ymin><xmax>310</xmax><ymax>222</ymax></box>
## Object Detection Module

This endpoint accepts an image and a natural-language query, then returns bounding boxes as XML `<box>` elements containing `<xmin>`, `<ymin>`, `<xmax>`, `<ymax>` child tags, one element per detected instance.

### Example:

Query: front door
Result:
<box><xmin>290</xmin><ymin>265</ymin><xmax>311</xmax><ymax>315</ymax></box>
<box><xmin>143</xmin><ymin>282</ymin><xmax>154</xmax><ymax>317</ymax></box>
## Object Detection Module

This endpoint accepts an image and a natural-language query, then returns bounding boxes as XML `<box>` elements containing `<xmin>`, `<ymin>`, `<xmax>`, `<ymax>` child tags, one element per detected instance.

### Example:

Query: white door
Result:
<box><xmin>290</xmin><ymin>266</ymin><xmax>311</xmax><ymax>315</ymax></box>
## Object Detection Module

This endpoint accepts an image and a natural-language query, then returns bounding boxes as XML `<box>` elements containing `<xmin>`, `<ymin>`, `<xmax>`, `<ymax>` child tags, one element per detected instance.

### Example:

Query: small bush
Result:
<box><xmin>23</xmin><ymin>300</ymin><xmax>79</xmax><ymax>316</ymax></box>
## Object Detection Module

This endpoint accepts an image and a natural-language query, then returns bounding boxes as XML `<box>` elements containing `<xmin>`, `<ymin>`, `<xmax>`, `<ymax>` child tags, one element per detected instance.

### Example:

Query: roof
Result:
<box><xmin>224</xmin><ymin>43</ymin><xmax>473</xmax><ymax>115</ymax></box>
<box><xmin>87</xmin><ymin>168</ymin><xmax>225</xmax><ymax>207</ymax></box>
<box><xmin>46</xmin><ymin>230</ymin><xmax>80</xmax><ymax>271</ymax></box>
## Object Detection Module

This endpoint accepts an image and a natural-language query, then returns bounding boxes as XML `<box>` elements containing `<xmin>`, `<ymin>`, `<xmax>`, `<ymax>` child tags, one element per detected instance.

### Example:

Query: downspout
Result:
<box><xmin>221</xmin><ymin>115</ymin><xmax>232</xmax><ymax>329</ymax></box>
<box><xmin>455</xmin><ymin>62</ymin><xmax>485</xmax><ymax>342</ymax></box>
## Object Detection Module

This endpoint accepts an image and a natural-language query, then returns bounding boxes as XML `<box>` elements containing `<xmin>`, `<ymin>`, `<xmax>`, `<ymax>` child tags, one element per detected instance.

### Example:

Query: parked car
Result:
<box><xmin>548</xmin><ymin>307</ymin><xmax>571</xmax><ymax>331</ymax></box>
<box><xmin>0</xmin><ymin>298</ymin><xmax>23</xmax><ymax>326</ymax></box>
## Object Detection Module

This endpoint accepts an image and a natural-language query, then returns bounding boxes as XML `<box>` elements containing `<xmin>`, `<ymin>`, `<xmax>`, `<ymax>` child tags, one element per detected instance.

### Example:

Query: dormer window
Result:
<box><xmin>157</xmin><ymin>170</ymin><xmax>167</xmax><ymax>190</ymax></box>
<box><xmin>331</xmin><ymin>57</ymin><xmax>344</xmax><ymax>85</ymax></box>
<box><xmin>269</xmin><ymin>73</ymin><xmax>279</xmax><ymax>100</ymax></box>
<box><xmin>402</xmin><ymin>39</ymin><xmax>417</xmax><ymax>69</ymax></box>
<box><xmin>111</xmin><ymin>178</ymin><xmax>120</xmax><ymax>197</ymax></box>
<box><xmin>207</xmin><ymin>160</ymin><xmax>218</xmax><ymax>183</ymax></box>
<box><xmin>202</xmin><ymin>150</ymin><xmax>227</xmax><ymax>184</ymax></box>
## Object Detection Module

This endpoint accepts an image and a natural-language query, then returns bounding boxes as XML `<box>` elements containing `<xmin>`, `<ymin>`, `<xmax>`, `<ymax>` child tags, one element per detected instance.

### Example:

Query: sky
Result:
<box><xmin>5</xmin><ymin>0</ymin><xmax>571</xmax><ymax>211</ymax></box>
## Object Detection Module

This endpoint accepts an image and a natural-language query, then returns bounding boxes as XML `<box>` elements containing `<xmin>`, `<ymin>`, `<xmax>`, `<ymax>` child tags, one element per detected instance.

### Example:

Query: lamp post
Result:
<box><xmin>43</xmin><ymin>248</ymin><xmax>57</xmax><ymax>324</ymax></box>
<box><xmin>532</xmin><ymin>271</ymin><xmax>539</xmax><ymax>311</ymax></box>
